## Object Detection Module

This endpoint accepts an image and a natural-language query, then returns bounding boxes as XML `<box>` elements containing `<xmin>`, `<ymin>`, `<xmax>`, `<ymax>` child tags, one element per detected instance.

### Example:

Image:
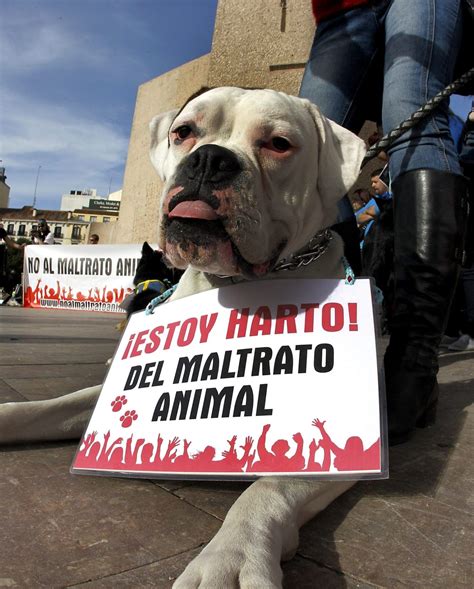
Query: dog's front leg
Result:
<box><xmin>173</xmin><ymin>477</ymin><xmax>355</xmax><ymax>589</ymax></box>
<box><xmin>0</xmin><ymin>384</ymin><xmax>101</xmax><ymax>444</ymax></box>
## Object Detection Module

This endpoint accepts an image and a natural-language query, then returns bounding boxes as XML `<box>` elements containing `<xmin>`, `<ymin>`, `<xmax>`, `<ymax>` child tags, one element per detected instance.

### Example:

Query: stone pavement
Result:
<box><xmin>0</xmin><ymin>306</ymin><xmax>472</xmax><ymax>588</ymax></box>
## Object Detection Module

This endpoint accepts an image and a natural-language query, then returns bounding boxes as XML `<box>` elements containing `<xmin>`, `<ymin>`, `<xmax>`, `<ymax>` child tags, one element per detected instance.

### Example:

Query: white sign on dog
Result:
<box><xmin>72</xmin><ymin>278</ymin><xmax>387</xmax><ymax>480</ymax></box>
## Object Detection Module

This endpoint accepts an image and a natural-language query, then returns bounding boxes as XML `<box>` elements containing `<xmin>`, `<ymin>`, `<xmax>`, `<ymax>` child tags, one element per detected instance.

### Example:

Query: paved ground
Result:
<box><xmin>0</xmin><ymin>306</ymin><xmax>472</xmax><ymax>588</ymax></box>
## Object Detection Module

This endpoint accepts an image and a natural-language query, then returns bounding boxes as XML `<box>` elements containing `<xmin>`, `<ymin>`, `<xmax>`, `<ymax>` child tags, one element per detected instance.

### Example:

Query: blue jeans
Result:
<box><xmin>300</xmin><ymin>0</ymin><xmax>464</xmax><ymax>219</ymax></box>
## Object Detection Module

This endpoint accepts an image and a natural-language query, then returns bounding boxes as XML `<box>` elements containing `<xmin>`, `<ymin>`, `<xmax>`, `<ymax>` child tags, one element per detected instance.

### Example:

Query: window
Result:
<box><xmin>78</xmin><ymin>215</ymin><xmax>85</xmax><ymax>221</ymax></box>
<box><xmin>103</xmin><ymin>217</ymin><xmax>110</xmax><ymax>223</ymax></box>
<box><xmin>90</xmin><ymin>216</ymin><xmax>97</xmax><ymax>222</ymax></box>
<box><xmin>7</xmin><ymin>224</ymin><xmax>14</xmax><ymax>235</ymax></box>
<box><xmin>72</xmin><ymin>225</ymin><xmax>81</xmax><ymax>239</ymax></box>
<box><xmin>18</xmin><ymin>224</ymin><xmax>26</xmax><ymax>236</ymax></box>
<box><xmin>54</xmin><ymin>226</ymin><xmax>62</xmax><ymax>238</ymax></box>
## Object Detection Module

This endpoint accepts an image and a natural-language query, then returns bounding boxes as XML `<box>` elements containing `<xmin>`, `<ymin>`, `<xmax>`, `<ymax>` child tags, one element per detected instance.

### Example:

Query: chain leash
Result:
<box><xmin>362</xmin><ymin>67</ymin><xmax>474</xmax><ymax>167</ymax></box>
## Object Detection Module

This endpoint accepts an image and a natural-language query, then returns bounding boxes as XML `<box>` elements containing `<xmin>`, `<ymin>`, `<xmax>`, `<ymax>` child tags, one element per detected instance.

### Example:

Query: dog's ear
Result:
<box><xmin>149</xmin><ymin>109</ymin><xmax>179</xmax><ymax>181</ymax></box>
<box><xmin>304</xmin><ymin>101</ymin><xmax>366</xmax><ymax>205</ymax></box>
<box><xmin>141</xmin><ymin>241</ymin><xmax>154</xmax><ymax>256</ymax></box>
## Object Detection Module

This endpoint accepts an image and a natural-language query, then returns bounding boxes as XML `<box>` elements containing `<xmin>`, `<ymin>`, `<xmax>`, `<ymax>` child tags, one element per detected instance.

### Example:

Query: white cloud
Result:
<box><xmin>0</xmin><ymin>11</ymin><xmax>145</xmax><ymax>78</ymax></box>
<box><xmin>1</xmin><ymin>18</ymin><xmax>107</xmax><ymax>73</ymax></box>
<box><xmin>3</xmin><ymin>91</ymin><xmax>128</xmax><ymax>163</ymax></box>
<box><xmin>2</xmin><ymin>22</ymin><xmax>78</xmax><ymax>70</ymax></box>
<box><xmin>1</xmin><ymin>91</ymin><xmax>129</xmax><ymax>208</ymax></box>
<box><xmin>0</xmin><ymin>6</ymin><xmax>141</xmax><ymax>211</ymax></box>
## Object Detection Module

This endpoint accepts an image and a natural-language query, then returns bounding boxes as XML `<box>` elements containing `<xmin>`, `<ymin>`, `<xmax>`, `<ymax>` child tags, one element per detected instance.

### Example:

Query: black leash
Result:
<box><xmin>361</xmin><ymin>67</ymin><xmax>474</xmax><ymax>168</ymax></box>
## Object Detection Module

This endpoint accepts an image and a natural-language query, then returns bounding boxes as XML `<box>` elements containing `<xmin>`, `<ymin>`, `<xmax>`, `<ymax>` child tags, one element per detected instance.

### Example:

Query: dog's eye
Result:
<box><xmin>173</xmin><ymin>125</ymin><xmax>193</xmax><ymax>141</ymax></box>
<box><xmin>270</xmin><ymin>137</ymin><xmax>291</xmax><ymax>152</ymax></box>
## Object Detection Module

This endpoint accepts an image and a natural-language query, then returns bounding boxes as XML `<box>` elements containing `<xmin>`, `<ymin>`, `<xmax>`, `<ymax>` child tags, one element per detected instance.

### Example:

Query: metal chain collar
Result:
<box><xmin>272</xmin><ymin>229</ymin><xmax>333</xmax><ymax>272</ymax></box>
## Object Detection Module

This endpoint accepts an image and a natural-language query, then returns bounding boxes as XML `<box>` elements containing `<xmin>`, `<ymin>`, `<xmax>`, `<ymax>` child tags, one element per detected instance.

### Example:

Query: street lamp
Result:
<box><xmin>32</xmin><ymin>165</ymin><xmax>42</xmax><ymax>208</ymax></box>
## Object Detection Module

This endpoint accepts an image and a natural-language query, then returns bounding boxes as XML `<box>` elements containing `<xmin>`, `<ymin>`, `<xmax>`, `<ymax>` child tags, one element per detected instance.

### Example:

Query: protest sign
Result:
<box><xmin>72</xmin><ymin>278</ymin><xmax>387</xmax><ymax>480</ymax></box>
<box><xmin>23</xmin><ymin>244</ymin><xmax>143</xmax><ymax>313</ymax></box>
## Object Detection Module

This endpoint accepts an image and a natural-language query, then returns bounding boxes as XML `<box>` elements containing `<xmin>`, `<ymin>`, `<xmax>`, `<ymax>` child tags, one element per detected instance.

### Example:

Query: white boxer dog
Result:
<box><xmin>0</xmin><ymin>87</ymin><xmax>366</xmax><ymax>588</ymax></box>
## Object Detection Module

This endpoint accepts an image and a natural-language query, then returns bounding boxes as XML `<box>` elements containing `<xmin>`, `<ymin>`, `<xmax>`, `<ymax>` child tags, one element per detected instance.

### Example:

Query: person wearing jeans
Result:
<box><xmin>299</xmin><ymin>0</ymin><xmax>469</xmax><ymax>444</ymax></box>
<box><xmin>449</xmin><ymin>105</ymin><xmax>474</xmax><ymax>350</ymax></box>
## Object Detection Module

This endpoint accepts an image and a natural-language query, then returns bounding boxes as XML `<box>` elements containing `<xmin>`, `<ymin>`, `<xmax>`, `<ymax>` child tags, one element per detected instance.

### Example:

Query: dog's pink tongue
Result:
<box><xmin>169</xmin><ymin>200</ymin><xmax>218</xmax><ymax>220</ymax></box>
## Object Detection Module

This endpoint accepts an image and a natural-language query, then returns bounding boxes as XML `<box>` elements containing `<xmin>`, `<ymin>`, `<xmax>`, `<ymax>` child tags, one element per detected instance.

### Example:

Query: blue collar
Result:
<box><xmin>135</xmin><ymin>279</ymin><xmax>169</xmax><ymax>295</ymax></box>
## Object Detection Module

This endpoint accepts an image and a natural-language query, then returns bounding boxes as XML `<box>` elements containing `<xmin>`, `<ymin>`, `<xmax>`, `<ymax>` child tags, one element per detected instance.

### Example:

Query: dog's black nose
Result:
<box><xmin>183</xmin><ymin>145</ymin><xmax>242</xmax><ymax>184</ymax></box>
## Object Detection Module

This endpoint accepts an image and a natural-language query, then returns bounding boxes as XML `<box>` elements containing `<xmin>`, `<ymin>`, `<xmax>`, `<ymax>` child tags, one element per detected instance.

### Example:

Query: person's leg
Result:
<box><xmin>299</xmin><ymin>4</ymin><xmax>388</xmax><ymax>274</ymax></box>
<box><xmin>460</xmin><ymin>117</ymin><xmax>474</xmax><ymax>269</ymax></box>
<box><xmin>0</xmin><ymin>244</ymin><xmax>6</xmax><ymax>289</ymax></box>
<box><xmin>382</xmin><ymin>0</ymin><xmax>463</xmax><ymax>177</ymax></box>
<box><xmin>331</xmin><ymin>212</ymin><xmax>363</xmax><ymax>275</ymax></box>
<box><xmin>300</xmin><ymin>5</ymin><xmax>385</xmax><ymax>133</ymax></box>
<box><xmin>443</xmin><ymin>281</ymin><xmax>463</xmax><ymax>339</ymax></box>
<box><xmin>447</xmin><ymin>265</ymin><xmax>474</xmax><ymax>350</ymax></box>
<box><xmin>381</xmin><ymin>0</ymin><xmax>469</xmax><ymax>443</ymax></box>
<box><xmin>461</xmin><ymin>267</ymin><xmax>474</xmax><ymax>339</ymax></box>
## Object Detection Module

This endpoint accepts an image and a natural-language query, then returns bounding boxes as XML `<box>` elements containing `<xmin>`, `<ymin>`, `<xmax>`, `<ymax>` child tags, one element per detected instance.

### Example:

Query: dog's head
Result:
<box><xmin>150</xmin><ymin>87</ymin><xmax>365</xmax><ymax>278</ymax></box>
<box><xmin>133</xmin><ymin>241</ymin><xmax>170</xmax><ymax>286</ymax></box>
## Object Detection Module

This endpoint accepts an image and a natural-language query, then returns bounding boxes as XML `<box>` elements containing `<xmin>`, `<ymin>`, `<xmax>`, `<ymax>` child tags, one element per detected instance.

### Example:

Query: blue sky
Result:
<box><xmin>0</xmin><ymin>0</ymin><xmax>218</xmax><ymax>210</ymax></box>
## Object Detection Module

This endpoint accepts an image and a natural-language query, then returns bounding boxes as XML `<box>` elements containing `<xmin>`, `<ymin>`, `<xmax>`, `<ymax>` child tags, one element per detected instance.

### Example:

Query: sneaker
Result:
<box><xmin>448</xmin><ymin>334</ymin><xmax>474</xmax><ymax>351</ymax></box>
<box><xmin>6</xmin><ymin>298</ymin><xmax>21</xmax><ymax>306</ymax></box>
<box><xmin>440</xmin><ymin>334</ymin><xmax>459</xmax><ymax>348</ymax></box>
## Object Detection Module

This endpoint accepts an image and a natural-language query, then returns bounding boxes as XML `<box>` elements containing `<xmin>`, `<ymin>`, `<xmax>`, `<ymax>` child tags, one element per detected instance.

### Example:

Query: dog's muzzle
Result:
<box><xmin>181</xmin><ymin>144</ymin><xmax>242</xmax><ymax>186</ymax></box>
<box><xmin>162</xmin><ymin>145</ymin><xmax>252</xmax><ymax>275</ymax></box>
<box><xmin>166</xmin><ymin>144</ymin><xmax>242</xmax><ymax>226</ymax></box>
<box><xmin>163</xmin><ymin>145</ymin><xmax>285</xmax><ymax>278</ymax></box>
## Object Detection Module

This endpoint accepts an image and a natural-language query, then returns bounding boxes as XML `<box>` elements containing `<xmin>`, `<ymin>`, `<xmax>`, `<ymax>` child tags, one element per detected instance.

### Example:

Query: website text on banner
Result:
<box><xmin>72</xmin><ymin>278</ymin><xmax>387</xmax><ymax>480</ymax></box>
<box><xmin>23</xmin><ymin>244</ymin><xmax>143</xmax><ymax>313</ymax></box>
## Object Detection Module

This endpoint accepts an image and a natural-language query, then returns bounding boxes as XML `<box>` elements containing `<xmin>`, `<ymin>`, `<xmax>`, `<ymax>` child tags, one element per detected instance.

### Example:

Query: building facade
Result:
<box><xmin>60</xmin><ymin>188</ymin><xmax>122</xmax><ymax>213</ymax></box>
<box><xmin>56</xmin><ymin>188</ymin><xmax>122</xmax><ymax>243</ymax></box>
<box><xmin>0</xmin><ymin>167</ymin><xmax>10</xmax><ymax>209</ymax></box>
<box><xmin>0</xmin><ymin>206</ymin><xmax>89</xmax><ymax>245</ymax></box>
<box><xmin>72</xmin><ymin>208</ymin><xmax>119</xmax><ymax>225</ymax></box>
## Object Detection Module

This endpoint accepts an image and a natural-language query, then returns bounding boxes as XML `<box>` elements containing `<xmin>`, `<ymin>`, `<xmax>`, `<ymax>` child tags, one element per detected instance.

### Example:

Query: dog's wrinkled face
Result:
<box><xmin>150</xmin><ymin>87</ymin><xmax>365</xmax><ymax>278</ymax></box>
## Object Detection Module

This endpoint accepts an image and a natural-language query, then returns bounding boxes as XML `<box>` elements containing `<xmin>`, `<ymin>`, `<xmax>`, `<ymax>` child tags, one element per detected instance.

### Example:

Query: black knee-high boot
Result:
<box><xmin>385</xmin><ymin>169</ymin><xmax>469</xmax><ymax>445</ymax></box>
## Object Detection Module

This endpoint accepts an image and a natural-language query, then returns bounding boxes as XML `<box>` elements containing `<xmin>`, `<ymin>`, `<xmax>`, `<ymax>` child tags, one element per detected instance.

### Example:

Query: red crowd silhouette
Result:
<box><xmin>74</xmin><ymin>418</ymin><xmax>380</xmax><ymax>474</ymax></box>
<box><xmin>24</xmin><ymin>279</ymin><xmax>133</xmax><ymax>306</ymax></box>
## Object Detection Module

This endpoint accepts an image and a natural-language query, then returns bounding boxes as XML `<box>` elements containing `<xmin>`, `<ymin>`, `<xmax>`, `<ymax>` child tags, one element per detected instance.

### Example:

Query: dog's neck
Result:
<box><xmin>171</xmin><ymin>229</ymin><xmax>345</xmax><ymax>303</ymax></box>
<box><xmin>213</xmin><ymin>228</ymin><xmax>333</xmax><ymax>279</ymax></box>
<box><xmin>184</xmin><ymin>229</ymin><xmax>336</xmax><ymax>286</ymax></box>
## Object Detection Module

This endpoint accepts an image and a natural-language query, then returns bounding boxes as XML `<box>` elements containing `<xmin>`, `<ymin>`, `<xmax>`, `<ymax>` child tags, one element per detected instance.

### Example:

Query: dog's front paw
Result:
<box><xmin>173</xmin><ymin>522</ymin><xmax>283</xmax><ymax>589</ymax></box>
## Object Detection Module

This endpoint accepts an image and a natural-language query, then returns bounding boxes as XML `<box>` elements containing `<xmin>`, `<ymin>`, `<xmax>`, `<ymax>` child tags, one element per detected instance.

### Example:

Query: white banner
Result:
<box><xmin>23</xmin><ymin>244</ymin><xmax>143</xmax><ymax>313</ymax></box>
<box><xmin>72</xmin><ymin>278</ymin><xmax>387</xmax><ymax>480</ymax></box>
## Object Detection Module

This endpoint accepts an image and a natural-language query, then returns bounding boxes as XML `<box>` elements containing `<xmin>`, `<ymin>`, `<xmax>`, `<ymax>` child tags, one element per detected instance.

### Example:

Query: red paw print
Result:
<box><xmin>120</xmin><ymin>410</ymin><xmax>138</xmax><ymax>428</ymax></box>
<box><xmin>111</xmin><ymin>395</ymin><xmax>127</xmax><ymax>412</ymax></box>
